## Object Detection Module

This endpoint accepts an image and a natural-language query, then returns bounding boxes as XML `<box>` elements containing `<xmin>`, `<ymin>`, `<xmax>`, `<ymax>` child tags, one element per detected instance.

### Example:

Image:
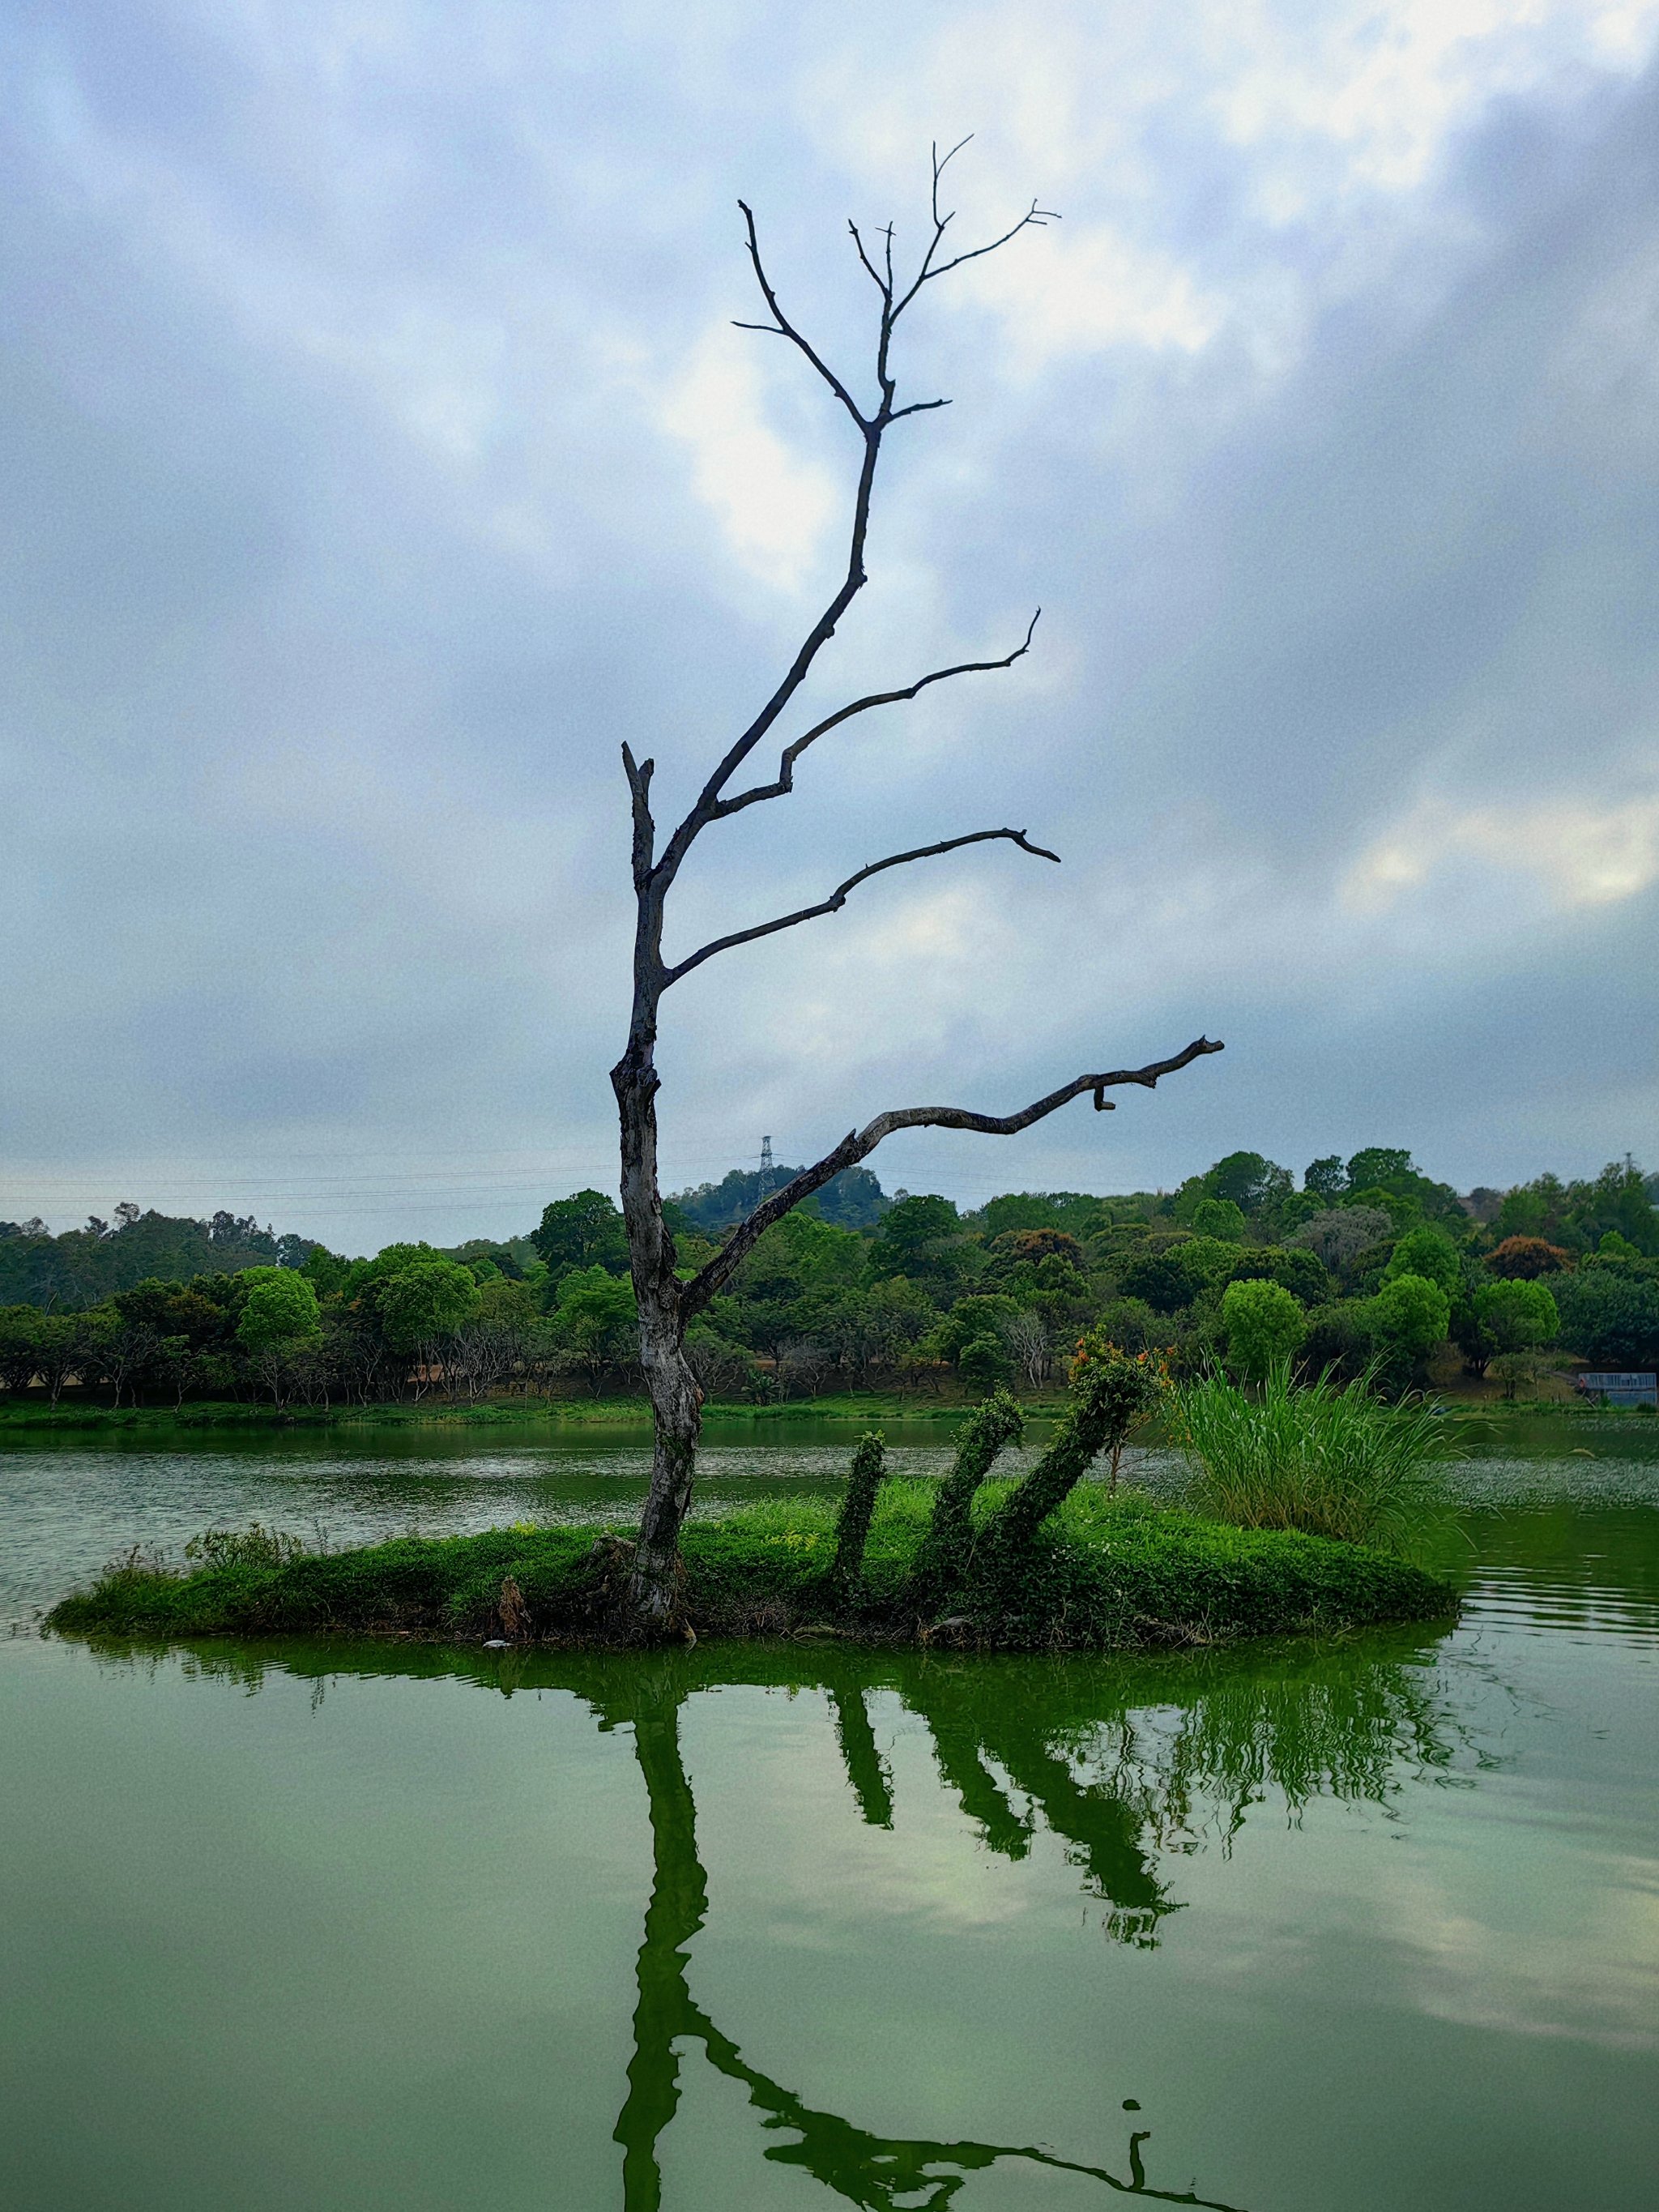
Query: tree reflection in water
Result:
<box><xmin>610</xmin><ymin>1672</ymin><xmax>1236</xmax><ymax>2210</ymax></box>
<box><xmin>129</xmin><ymin>1631</ymin><xmax>1466</xmax><ymax>2209</ymax></box>
<box><xmin>580</xmin><ymin>1635</ymin><xmax>1464</xmax><ymax>2210</ymax></box>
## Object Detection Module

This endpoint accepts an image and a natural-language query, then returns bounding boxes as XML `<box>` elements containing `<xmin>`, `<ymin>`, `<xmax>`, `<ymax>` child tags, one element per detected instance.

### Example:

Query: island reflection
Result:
<box><xmin>122</xmin><ymin>1632</ymin><xmax>1467</xmax><ymax>2207</ymax></box>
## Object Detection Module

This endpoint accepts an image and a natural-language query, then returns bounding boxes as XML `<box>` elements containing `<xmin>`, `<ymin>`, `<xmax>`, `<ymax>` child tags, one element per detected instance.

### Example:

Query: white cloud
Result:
<box><xmin>1345</xmin><ymin>790</ymin><xmax>1659</xmax><ymax>912</ymax></box>
<box><xmin>953</xmin><ymin>223</ymin><xmax>1222</xmax><ymax>378</ymax></box>
<box><xmin>1202</xmin><ymin>0</ymin><xmax>1659</xmax><ymax>196</ymax></box>
<box><xmin>659</xmin><ymin>323</ymin><xmax>841</xmax><ymax>588</ymax></box>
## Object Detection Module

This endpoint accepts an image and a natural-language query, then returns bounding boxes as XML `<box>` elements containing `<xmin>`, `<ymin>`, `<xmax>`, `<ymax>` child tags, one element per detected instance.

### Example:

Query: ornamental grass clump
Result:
<box><xmin>1175</xmin><ymin>1360</ymin><xmax>1443</xmax><ymax>1550</ymax></box>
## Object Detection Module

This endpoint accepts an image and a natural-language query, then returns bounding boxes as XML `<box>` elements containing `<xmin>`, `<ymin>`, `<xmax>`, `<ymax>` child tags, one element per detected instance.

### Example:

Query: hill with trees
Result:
<box><xmin>2</xmin><ymin>1148</ymin><xmax>1656</xmax><ymax>1411</ymax></box>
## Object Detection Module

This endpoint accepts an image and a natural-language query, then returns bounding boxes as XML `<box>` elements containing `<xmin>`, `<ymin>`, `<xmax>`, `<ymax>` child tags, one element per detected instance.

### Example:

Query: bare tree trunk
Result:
<box><xmin>632</xmin><ymin>1292</ymin><xmax>701</xmax><ymax>1629</ymax></box>
<box><xmin>614</xmin><ymin>1045</ymin><xmax>701</xmax><ymax>1632</ymax></box>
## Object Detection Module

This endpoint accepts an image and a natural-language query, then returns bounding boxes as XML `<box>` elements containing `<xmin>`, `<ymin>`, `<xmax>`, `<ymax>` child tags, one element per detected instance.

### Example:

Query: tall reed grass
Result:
<box><xmin>1175</xmin><ymin>1363</ymin><xmax>1444</xmax><ymax>1548</ymax></box>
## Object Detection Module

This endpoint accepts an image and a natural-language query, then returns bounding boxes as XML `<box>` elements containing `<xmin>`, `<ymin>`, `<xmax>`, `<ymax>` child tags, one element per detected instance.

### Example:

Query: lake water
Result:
<box><xmin>2</xmin><ymin>1417</ymin><xmax>1657</xmax><ymax>2210</ymax></box>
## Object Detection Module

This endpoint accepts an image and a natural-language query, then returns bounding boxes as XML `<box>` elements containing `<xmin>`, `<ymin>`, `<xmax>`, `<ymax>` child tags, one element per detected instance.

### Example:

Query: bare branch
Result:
<box><xmin>888</xmin><ymin>138</ymin><xmax>1059</xmax><ymax>322</ymax></box>
<box><xmin>909</xmin><ymin>200</ymin><xmax>1058</xmax><ymax>297</ymax></box>
<box><xmin>735</xmin><ymin>201</ymin><xmax>868</xmax><ymax>431</ymax></box>
<box><xmin>680</xmin><ymin>1037</ymin><xmax>1225</xmax><ymax>1315</ymax></box>
<box><xmin>847</xmin><ymin>219</ymin><xmax>889</xmax><ymax>297</ymax></box>
<box><xmin>665</xmin><ymin>824</ymin><xmax>1060</xmax><ymax>987</ymax></box>
<box><xmin>649</xmin><ymin>170</ymin><xmax>1056</xmax><ymax>900</ymax></box>
<box><xmin>620</xmin><ymin>742</ymin><xmax>656</xmax><ymax>891</ymax></box>
<box><xmin>650</xmin><ymin>205</ymin><xmax>890</xmax><ymax>891</ymax></box>
<box><xmin>715</xmin><ymin>612</ymin><xmax>1041</xmax><ymax>822</ymax></box>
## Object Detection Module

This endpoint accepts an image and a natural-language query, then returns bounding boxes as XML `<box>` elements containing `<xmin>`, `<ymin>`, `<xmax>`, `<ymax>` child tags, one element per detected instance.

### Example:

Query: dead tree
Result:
<box><xmin>612</xmin><ymin>144</ymin><xmax>1222</xmax><ymax>1633</ymax></box>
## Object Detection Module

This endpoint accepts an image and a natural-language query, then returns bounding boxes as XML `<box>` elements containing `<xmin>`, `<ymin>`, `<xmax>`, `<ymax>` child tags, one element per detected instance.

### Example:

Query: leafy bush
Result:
<box><xmin>1299</xmin><ymin>1300</ymin><xmax>1372</xmax><ymax>1385</ymax></box>
<box><xmin>983</xmin><ymin>1339</ymin><xmax>1169</xmax><ymax>1552</ymax></box>
<box><xmin>1175</xmin><ymin>1363</ymin><xmax>1443</xmax><ymax>1548</ymax></box>
<box><xmin>910</xmin><ymin>1389</ymin><xmax>1025</xmax><ymax>1592</ymax></box>
<box><xmin>683</xmin><ymin>1326</ymin><xmax>757</xmax><ymax>1396</ymax></box>
<box><xmin>1225</xmin><ymin>1245</ymin><xmax>1331</xmax><ymax>1305</ymax></box>
<box><xmin>1290</xmin><ymin>1206</ymin><xmax>1394</xmax><ymax>1275</ymax></box>
<box><xmin>1361</xmin><ymin>1273</ymin><xmax>1450</xmax><ymax>1366</ymax></box>
<box><xmin>1118</xmin><ymin>1251</ymin><xmax>1198</xmax><ymax>1314</ymax></box>
<box><xmin>549</xmin><ymin>1265</ymin><xmax>638</xmax><ymax>1381</ymax></box>
<box><xmin>958</xmin><ymin>1333</ymin><xmax>1013</xmax><ymax>1390</ymax></box>
<box><xmin>1474</xmin><ymin>1277</ymin><xmax>1559</xmax><ymax>1355</ymax></box>
<box><xmin>236</xmin><ymin>1268</ymin><xmax>322</xmax><ymax>1356</ymax></box>
<box><xmin>1088</xmin><ymin>1296</ymin><xmax>1171</xmax><ymax>1353</ymax></box>
<box><xmin>1120</xmin><ymin>1238</ymin><xmax>1233</xmax><ymax>1313</ymax></box>
<box><xmin>1382</xmin><ymin>1228</ymin><xmax>1461</xmax><ymax>1296</ymax></box>
<box><xmin>829</xmin><ymin>1431</ymin><xmax>888</xmax><ymax>1589</ymax></box>
<box><xmin>1221</xmin><ymin>1278</ymin><xmax>1306</xmax><ymax>1381</ymax></box>
<box><xmin>1068</xmin><ymin>1333</ymin><xmax>1170</xmax><ymax>1488</ymax></box>
<box><xmin>1191</xmin><ymin>1197</ymin><xmax>1246</xmax><ymax>1242</ymax></box>
<box><xmin>377</xmin><ymin>1258</ymin><xmax>481</xmax><ymax>1353</ymax></box>
<box><xmin>1555</xmin><ymin>1269</ymin><xmax>1659</xmax><ymax>1368</ymax></box>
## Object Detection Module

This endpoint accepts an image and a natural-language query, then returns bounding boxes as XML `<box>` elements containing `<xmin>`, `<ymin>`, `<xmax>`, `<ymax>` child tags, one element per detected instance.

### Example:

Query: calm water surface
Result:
<box><xmin>2</xmin><ymin>1417</ymin><xmax>1656</xmax><ymax>2210</ymax></box>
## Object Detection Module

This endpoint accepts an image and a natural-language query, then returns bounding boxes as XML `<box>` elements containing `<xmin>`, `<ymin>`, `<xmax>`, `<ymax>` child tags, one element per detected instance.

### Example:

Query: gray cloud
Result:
<box><xmin>3</xmin><ymin>2</ymin><xmax>1657</xmax><ymax>1247</ymax></box>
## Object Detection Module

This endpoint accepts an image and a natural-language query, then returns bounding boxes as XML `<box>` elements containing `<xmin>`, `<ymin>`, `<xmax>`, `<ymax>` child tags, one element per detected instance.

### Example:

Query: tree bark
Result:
<box><xmin>613</xmin><ymin>1049</ymin><xmax>702</xmax><ymax>1633</ymax></box>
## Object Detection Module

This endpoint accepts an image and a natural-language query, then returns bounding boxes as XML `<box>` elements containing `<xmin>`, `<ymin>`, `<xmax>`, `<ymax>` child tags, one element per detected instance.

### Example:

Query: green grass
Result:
<box><xmin>47</xmin><ymin>1476</ymin><xmax>1457</xmax><ymax>1653</ymax></box>
<box><xmin>1176</xmin><ymin>1364</ymin><xmax>1445</xmax><ymax>1548</ymax></box>
<box><xmin>0</xmin><ymin>1396</ymin><xmax>658</xmax><ymax>1433</ymax></box>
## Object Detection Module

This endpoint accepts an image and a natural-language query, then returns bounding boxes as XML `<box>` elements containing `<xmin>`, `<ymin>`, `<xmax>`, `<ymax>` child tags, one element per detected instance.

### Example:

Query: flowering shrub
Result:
<box><xmin>1070</xmin><ymin>1331</ymin><xmax>1171</xmax><ymax>1489</ymax></box>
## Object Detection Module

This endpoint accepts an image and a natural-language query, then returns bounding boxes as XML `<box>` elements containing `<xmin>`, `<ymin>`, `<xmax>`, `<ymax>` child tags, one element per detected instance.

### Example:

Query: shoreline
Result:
<box><xmin>0</xmin><ymin>1392</ymin><xmax>1049</xmax><ymax>1434</ymax></box>
<box><xmin>2</xmin><ymin>1391</ymin><xmax>1640</xmax><ymax>1438</ymax></box>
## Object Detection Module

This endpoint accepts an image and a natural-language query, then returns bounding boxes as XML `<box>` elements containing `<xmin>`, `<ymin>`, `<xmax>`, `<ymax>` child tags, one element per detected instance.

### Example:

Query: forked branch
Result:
<box><xmin>681</xmin><ymin>1037</ymin><xmax>1225</xmax><ymax>1314</ymax></box>
<box><xmin>890</xmin><ymin>137</ymin><xmax>1059</xmax><ymax>318</ymax></box>
<box><xmin>665</xmin><ymin>826</ymin><xmax>1060</xmax><ymax>986</ymax></box>
<box><xmin>714</xmin><ymin>613</ymin><xmax>1040</xmax><ymax>823</ymax></box>
<box><xmin>733</xmin><ymin>200</ymin><xmax>869</xmax><ymax>432</ymax></box>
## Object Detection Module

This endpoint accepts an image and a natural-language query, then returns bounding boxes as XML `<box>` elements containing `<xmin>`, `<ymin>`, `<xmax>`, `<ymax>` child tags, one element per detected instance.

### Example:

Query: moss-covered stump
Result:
<box><xmin>47</xmin><ymin>1480</ymin><xmax>1459</xmax><ymax>1652</ymax></box>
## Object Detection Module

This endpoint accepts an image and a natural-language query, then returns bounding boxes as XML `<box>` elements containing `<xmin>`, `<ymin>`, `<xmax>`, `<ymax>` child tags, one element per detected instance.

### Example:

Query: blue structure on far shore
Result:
<box><xmin>1576</xmin><ymin>1371</ymin><xmax>1658</xmax><ymax>1407</ymax></box>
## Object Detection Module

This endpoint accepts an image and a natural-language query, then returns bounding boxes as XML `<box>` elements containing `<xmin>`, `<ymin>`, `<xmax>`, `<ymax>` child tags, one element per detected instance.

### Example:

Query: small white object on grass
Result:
<box><xmin>482</xmin><ymin>1638</ymin><xmax>509</xmax><ymax>1649</ymax></box>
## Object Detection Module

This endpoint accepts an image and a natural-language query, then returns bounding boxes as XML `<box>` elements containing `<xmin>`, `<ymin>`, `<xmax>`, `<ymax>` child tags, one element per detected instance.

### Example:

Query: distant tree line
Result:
<box><xmin>2</xmin><ymin>1149</ymin><xmax>1657</xmax><ymax>1409</ymax></box>
<box><xmin>0</xmin><ymin>1206</ymin><xmax>315</xmax><ymax>1310</ymax></box>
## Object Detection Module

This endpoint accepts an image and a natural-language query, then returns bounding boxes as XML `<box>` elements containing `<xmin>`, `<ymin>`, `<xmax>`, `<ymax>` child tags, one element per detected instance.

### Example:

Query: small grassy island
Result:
<box><xmin>48</xmin><ymin>1487</ymin><xmax>1455</xmax><ymax>1650</ymax></box>
<box><xmin>48</xmin><ymin>1356</ymin><xmax>1459</xmax><ymax>1652</ymax></box>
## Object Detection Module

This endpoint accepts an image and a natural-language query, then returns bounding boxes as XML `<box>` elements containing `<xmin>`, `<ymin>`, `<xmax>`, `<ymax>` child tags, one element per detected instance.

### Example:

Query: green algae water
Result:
<box><xmin>2</xmin><ymin>1423</ymin><xmax>1657</xmax><ymax>2209</ymax></box>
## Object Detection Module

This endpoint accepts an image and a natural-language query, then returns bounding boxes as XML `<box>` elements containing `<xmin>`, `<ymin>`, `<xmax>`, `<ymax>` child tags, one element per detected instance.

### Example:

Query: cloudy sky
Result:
<box><xmin>4</xmin><ymin>0</ymin><xmax>1659</xmax><ymax>1250</ymax></box>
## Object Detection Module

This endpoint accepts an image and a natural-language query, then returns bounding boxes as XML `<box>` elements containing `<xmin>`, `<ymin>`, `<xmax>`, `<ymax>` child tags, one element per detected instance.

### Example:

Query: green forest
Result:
<box><xmin>3</xmin><ymin>1147</ymin><xmax>1657</xmax><ymax>1412</ymax></box>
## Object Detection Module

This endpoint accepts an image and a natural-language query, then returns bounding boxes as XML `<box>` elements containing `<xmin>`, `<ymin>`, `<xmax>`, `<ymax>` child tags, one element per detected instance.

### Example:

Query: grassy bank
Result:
<box><xmin>11</xmin><ymin>1388</ymin><xmax>1647</xmax><ymax>1441</ymax></box>
<box><xmin>0</xmin><ymin>1390</ymin><xmax>1043</xmax><ymax>1434</ymax></box>
<box><xmin>0</xmin><ymin>1396</ymin><xmax>653</xmax><ymax>1433</ymax></box>
<box><xmin>47</xmin><ymin>1479</ymin><xmax>1456</xmax><ymax>1652</ymax></box>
